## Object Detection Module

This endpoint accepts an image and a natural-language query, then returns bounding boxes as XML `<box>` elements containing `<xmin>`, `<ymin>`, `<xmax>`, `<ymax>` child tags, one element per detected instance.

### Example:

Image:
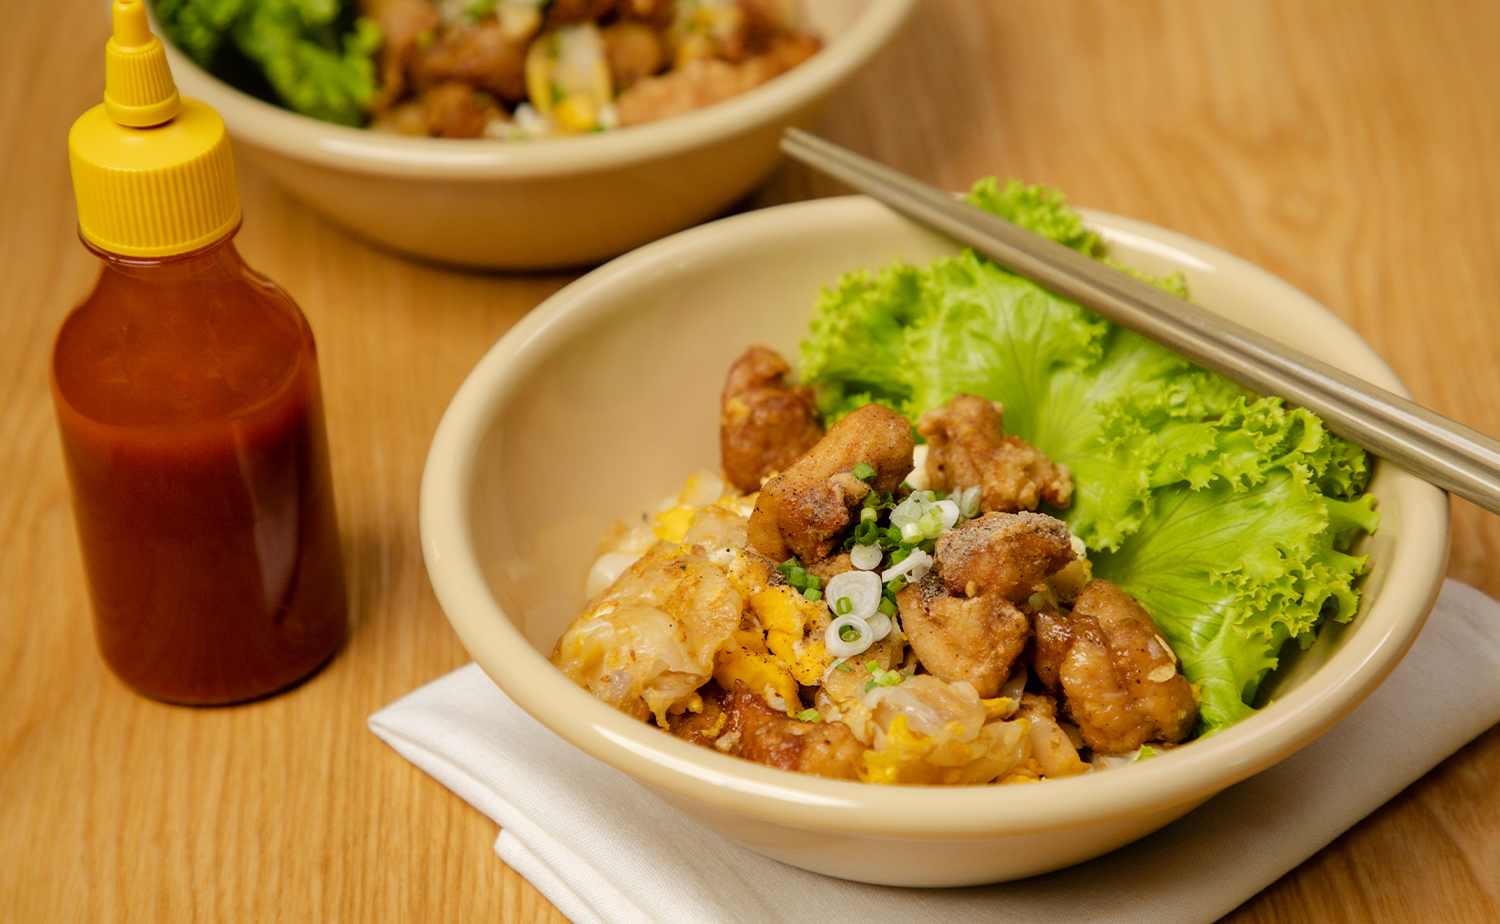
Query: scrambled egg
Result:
<box><xmin>713</xmin><ymin>585</ymin><xmax>831</xmax><ymax>712</ymax></box>
<box><xmin>553</xmin><ymin>471</ymin><xmax>1097</xmax><ymax>785</ymax></box>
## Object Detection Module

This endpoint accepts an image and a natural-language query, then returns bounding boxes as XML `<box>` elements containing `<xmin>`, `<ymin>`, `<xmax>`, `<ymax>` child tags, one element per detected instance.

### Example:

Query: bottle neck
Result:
<box><xmin>83</xmin><ymin>221</ymin><xmax>244</xmax><ymax>280</ymax></box>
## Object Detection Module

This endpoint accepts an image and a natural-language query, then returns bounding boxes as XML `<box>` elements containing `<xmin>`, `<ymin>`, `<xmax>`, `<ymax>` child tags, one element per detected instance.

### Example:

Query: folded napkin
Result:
<box><xmin>370</xmin><ymin>579</ymin><xmax>1500</xmax><ymax>924</ymax></box>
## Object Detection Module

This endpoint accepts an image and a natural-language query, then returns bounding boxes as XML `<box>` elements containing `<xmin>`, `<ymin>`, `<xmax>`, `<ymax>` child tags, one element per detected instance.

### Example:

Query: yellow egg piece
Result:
<box><xmin>652</xmin><ymin>505</ymin><xmax>694</xmax><ymax>543</ymax></box>
<box><xmin>524</xmin><ymin>23</ymin><xmax>614</xmax><ymax>133</ymax></box>
<box><xmin>750</xmin><ymin>585</ymin><xmax>831</xmax><ymax>684</ymax></box>
<box><xmin>714</xmin><ymin>645</ymin><xmax>801</xmax><ymax>714</ymax></box>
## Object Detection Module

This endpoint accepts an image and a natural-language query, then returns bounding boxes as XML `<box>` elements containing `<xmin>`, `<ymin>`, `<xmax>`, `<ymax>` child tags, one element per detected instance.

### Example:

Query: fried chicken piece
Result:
<box><xmin>539</xmin><ymin>0</ymin><xmax>675</xmax><ymax>29</ymax></box>
<box><xmin>623</xmin><ymin>0</ymin><xmax>676</xmax><ymax>26</ymax></box>
<box><xmin>732</xmin><ymin>0</ymin><xmax>809</xmax><ymax>59</ymax></box>
<box><xmin>411</xmin><ymin>17</ymin><xmax>533</xmax><ymax>105</ymax></box>
<box><xmin>803</xmin><ymin>550</ymin><xmax>855</xmax><ymax>585</ymax></box>
<box><xmin>361</xmin><ymin>0</ymin><xmax>442</xmax><ymax>113</ymax></box>
<box><xmin>746</xmin><ymin>403</ymin><xmax>914</xmax><ymax>565</ymax></box>
<box><xmin>666</xmin><ymin>0</ymin><xmax>809</xmax><ymax>63</ymax></box>
<box><xmin>667</xmin><ymin>682</ymin><xmax>729</xmax><ymax>747</ymax></box>
<box><xmin>602</xmin><ymin>20</ymin><xmax>668</xmax><ymax>90</ymax></box>
<box><xmin>407</xmin><ymin>81</ymin><xmax>505</xmax><ymax>138</ymax></box>
<box><xmin>916</xmin><ymin>393</ymin><xmax>1073</xmax><ymax>513</ymax></box>
<box><xmin>546</xmin><ymin>0</ymin><xmax>618</xmax><ymax>23</ymax></box>
<box><xmin>614</xmin><ymin>33</ymin><xmax>819</xmax><ymax>126</ymax></box>
<box><xmin>1032</xmin><ymin>579</ymin><xmax>1198</xmax><ymax>755</ymax></box>
<box><xmin>1031</xmin><ymin>606</ymin><xmax>1071</xmax><ymax>691</ymax></box>
<box><xmin>896</xmin><ymin>574</ymin><xmax>1031</xmax><ymax>698</ymax></box>
<box><xmin>934</xmin><ymin>511</ymin><xmax>1077</xmax><ymax>602</ymax></box>
<box><xmin>671</xmin><ymin>681</ymin><xmax>867</xmax><ymax>780</ymax></box>
<box><xmin>720</xmin><ymin>345</ymin><xmax>824</xmax><ymax>495</ymax></box>
<box><xmin>895</xmin><ymin>511</ymin><xmax>1075</xmax><ymax>697</ymax></box>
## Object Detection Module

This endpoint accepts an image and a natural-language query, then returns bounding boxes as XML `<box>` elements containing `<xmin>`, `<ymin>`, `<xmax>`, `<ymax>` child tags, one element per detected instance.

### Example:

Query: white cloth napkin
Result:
<box><xmin>369</xmin><ymin>579</ymin><xmax>1500</xmax><ymax>924</ymax></box>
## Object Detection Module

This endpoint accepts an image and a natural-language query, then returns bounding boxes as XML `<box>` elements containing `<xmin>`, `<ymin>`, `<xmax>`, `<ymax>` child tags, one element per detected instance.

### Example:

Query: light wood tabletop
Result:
<box><xmin>4</xmin><ymin>0</ymin><xmax>1498</xmax><ymax>920</ymax></box>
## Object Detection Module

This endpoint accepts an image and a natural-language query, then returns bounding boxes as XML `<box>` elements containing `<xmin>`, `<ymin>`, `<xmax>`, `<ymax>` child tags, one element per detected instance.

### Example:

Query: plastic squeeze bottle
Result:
<box><xmin>53</xmin><ymin>0</ymin><xmax>347</xmax><ymax>705</ymax></box>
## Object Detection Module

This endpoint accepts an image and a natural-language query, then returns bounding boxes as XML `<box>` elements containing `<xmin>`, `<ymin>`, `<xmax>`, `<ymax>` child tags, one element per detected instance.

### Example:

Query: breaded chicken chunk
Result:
<box><xmin>615</xmin><ymin>32</ymin><xmax>819</xmax><ymax>125</ymax></box>
<box><xmin>361</xmin><ymin>0</ymin><xmax>442</xmax><ymax>112</ymax></box>
<box><xmin>896</xmin><ymin>576</ymin><xmax>1031</xmax><ymax>699</ymax></box>
<box><xmin>1032</xmin><ymin>579</ymin><xmax>1198</xmax><ymax>754</ymax></box>
<box><xmin>916</xmin><ymin>393</ymin><xmax>1073</xmax><ymax>513</ymax></box>
<box><xmin>410</xmin><ymin>16</ymin><xmax>531</xmax><ymax>103</ymax></box>
<box><xmin>746</xmin><ymin>403</ymin><xmax>914</xmax><ymax>565</ymax></box>
<box><xmin>934</xmin><ymin>510</ymin><xmax>1076</xmax><ymax>602</ymax></box>
<box><xmin>671</xmin><ymin>680</ymin><xmax>867</xmax><ymax>780</ymax></box>
<box><xmin>719</xmin><ymin>345</ymin><xmax>824</xmax><ymax>494</ymax></box>
<box><xmin>896</xmin><ymin>511</ymin><xmax>1075</xmax><ymax>697</ymax></box>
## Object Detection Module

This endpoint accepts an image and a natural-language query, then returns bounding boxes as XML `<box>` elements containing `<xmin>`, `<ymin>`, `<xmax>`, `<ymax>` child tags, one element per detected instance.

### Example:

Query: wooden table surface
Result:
<box><xmin>4</xmin><ymin>1</ymin><xmax>1498</xmax><ymax>920</ymax></box>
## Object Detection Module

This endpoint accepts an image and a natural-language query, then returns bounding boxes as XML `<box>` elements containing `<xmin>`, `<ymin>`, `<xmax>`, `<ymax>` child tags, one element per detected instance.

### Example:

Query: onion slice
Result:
<box><xmin>825</xmin><ymin>570</ymin><xmax>882</xmax><ymax>620</ymax></box>
<box><xmin>826</xmin><ymin>614</ymin><xmax>874</xmax><ymax>657</ymax></box>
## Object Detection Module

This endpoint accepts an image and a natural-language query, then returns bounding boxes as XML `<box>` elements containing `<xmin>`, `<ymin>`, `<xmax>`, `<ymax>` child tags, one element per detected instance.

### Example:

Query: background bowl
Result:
<box><xmin>419</xmin><ymin>195</ymin><xmax>1449</xmax><ymax>886</ymax></box>
<box><xmin>156</xmin><ymin>0</ymin><xmax>914</xmax><ymax>270</ymax></box>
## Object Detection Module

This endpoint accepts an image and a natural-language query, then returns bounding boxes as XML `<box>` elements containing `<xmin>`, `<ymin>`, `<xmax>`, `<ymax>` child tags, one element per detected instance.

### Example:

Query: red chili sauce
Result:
<box><xmin>51</xmin><ymin>237</ymin><xmax>347</xmax><ymax>704</ymax></box>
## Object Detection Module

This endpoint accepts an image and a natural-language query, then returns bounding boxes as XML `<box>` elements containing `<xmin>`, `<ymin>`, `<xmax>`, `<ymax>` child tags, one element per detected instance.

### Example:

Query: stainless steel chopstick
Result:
<box><xmin>781</xmin><ymin>126</ymin><xmax>1500</xmax><ymax>515</ymax></box>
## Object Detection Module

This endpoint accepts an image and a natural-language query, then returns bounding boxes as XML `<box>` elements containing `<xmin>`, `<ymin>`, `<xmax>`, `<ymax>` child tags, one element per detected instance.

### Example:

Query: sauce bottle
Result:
<box><xmin>53</xmin><ymin>0</ymin><xmax>347</xmax><ymax>705</ymax></box>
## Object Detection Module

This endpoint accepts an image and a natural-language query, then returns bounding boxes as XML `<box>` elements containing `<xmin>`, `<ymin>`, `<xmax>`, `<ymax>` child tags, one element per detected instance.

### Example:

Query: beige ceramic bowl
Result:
<box><xmin>419</xmin><ymin>195</ymin><xmax>1449</xmax><ymax>886</ymax></box>
<box><xmin>154</xmin><ymin>0</ymin><xmax>914</xmax><ymax>270</ymax></box>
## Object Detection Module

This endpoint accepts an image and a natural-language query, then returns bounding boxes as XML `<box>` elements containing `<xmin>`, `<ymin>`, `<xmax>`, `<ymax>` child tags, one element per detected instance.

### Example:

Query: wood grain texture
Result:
<box><xmin>2</xmin><ymin>1</ymin><xmax>1496</xmax><ymax>921</ymax></box>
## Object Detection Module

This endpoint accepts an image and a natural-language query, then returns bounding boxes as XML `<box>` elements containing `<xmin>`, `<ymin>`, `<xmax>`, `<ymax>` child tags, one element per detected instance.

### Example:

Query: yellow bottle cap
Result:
<box><xmin>69</xmin><ymin>0</ymin><xmax>240</xmax><ymax>257</ymax></box>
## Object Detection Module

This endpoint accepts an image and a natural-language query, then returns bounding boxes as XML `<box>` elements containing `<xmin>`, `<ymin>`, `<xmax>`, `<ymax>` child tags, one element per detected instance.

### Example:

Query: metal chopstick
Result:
<box><xmin>781</xmin><ymin>126</ymin><xmax>1500</xmax><ymax>516</ymax></box>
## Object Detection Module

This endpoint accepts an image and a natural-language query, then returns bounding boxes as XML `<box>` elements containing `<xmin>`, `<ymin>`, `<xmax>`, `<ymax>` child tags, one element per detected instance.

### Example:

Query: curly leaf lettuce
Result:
<box><xmin>153</xmin><ymin>0</ymin><xmax>380</xmax><ymax>126</ymax></box>
<box><xmin>799</xmin><ymin>178</ymin><xmax>1378</xmax><ymax>735</ymax></box>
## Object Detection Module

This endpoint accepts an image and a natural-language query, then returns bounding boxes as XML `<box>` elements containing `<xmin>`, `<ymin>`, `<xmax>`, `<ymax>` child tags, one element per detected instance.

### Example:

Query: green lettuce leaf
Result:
<box><xmin>798</xmin><ymin>178</ymin><xmax>1378</xmax><ymax>736</ymax></box>
<box><xmin>152</xmin><ymin>0</ymin><xmax>245</xmax><ymax>65</ymax></box>
<box><xmin>153</xmin><ymin>0</ymin><xmax>379</xmax><ymax>126</ymax></box>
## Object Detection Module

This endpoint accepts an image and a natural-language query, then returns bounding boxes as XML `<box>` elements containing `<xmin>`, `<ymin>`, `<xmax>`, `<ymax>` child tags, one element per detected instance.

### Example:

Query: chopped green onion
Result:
<box><xmin>795</xmin><ymin>708</ymin><xmax>822</xmax><ymax>723</ymax></box>
<box><xmin>851</xmin><ymin>462</ymin><xmax>876</xmax><ymax>482</ymax></box>
<box><xmin>778</xmin><ymin>558</ymin><xmax>823</xmax><ymax>597</ymax></box>
<box><xmin>851</xmin><ymin>518</ymin><xmax>882</xmax><ymax>548</ymax></box>
<box><xmin>863</xmin><ymin>662</ymin><xmax>907</xmax><ymax>692</ymax></box>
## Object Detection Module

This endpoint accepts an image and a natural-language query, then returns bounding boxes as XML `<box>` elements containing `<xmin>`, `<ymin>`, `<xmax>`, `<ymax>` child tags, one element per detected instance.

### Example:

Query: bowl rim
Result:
<box><xmin>420</xmin><ymin>194</ymin><xmax>1450</xmax><ymax>839</ymax></box>
<box><xmin>156</xmin><ymin>0</ymin><xmax>917</xmax><ymax>179</ymax></box>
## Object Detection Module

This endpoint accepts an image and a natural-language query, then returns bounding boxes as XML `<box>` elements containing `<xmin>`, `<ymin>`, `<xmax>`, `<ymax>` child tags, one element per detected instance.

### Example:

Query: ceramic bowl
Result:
<box><xmin>419</xmin><ymin>194</ymin><xmax>1449</xmax><ymax>886</ymax></box>
<box><xmin>155</xmin><ymin>0</ymin><xmax>915</xmax><ymax>270</ymax></box>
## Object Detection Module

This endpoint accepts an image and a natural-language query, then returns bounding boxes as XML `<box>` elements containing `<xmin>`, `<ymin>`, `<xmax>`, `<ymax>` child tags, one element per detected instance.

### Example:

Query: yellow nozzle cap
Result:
<box><xmin>105</xmin><ymin>0</ymin><xmax>180</xmax><ymax>127</ymax></box>
<box><xmin>69</xmin><ymin>0</ymin><xmax>240</xmax><ymax>257</ymax></box>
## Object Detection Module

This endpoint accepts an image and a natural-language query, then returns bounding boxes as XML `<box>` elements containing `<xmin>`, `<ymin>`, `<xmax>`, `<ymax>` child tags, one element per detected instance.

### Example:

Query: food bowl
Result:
<box><xmin>153</xmin><ymin>0</ymin><xmax>914</xmax><ymax>270</ymax></box>
<box><xmin>419</xmin><ymin>194</ymin><xmax>1449</xmax><ymax>886</ymax></box>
